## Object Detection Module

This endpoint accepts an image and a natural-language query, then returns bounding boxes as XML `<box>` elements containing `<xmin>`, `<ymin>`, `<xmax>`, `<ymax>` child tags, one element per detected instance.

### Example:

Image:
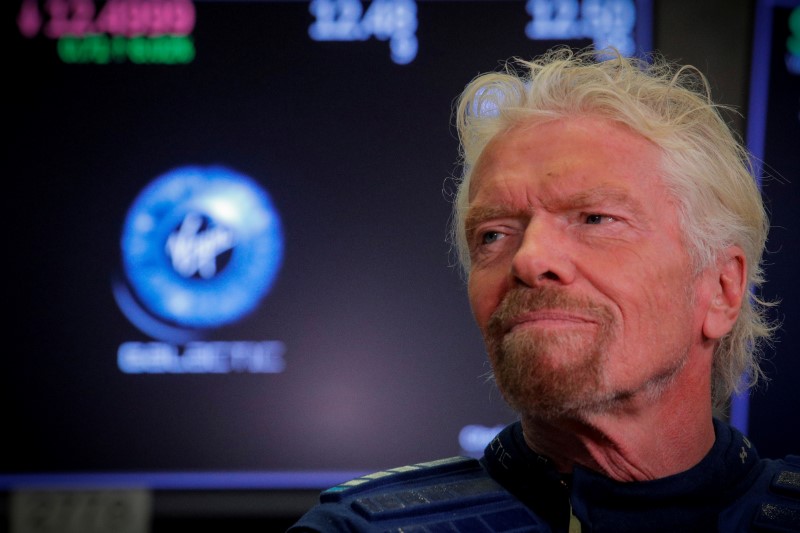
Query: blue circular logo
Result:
<box><xmin>118</xmin><ymin>166</ymin><xmax>283</xmax><ymax>333</ymax></box>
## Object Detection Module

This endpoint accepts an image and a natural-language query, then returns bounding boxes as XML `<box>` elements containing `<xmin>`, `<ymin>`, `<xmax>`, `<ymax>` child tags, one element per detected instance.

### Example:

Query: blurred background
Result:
<box><xmin>5</xmin><ymin>0</ymin><xmax>799</xmax><ymax>531</ymax></box>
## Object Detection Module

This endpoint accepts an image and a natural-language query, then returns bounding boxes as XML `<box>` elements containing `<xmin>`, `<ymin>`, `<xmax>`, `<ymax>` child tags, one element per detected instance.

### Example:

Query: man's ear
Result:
<box><xmin>702</xmin><ymin>246</ymin><xmax>747</xmax><ymax>340</ymax></box>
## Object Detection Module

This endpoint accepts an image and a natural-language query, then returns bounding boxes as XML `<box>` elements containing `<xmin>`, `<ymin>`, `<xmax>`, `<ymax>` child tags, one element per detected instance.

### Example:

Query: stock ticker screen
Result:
<box><xmin>9</xmin><ymin>0</ymin><xmax>656</xmax><ymax>482</ymax></box>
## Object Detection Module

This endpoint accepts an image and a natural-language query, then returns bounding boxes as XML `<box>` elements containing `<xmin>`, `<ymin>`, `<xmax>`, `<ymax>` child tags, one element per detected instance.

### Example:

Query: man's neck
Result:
<box><xmin>519</xmin><ymin>357</ymin><xmax>716</xmax><ymax>482</ymax></box>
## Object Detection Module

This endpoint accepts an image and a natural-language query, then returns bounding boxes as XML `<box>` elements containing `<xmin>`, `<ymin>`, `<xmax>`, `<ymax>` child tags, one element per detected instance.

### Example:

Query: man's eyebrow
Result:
<box><xmin>549</xmin><ymin>186</ymin><xmax>647</xmax><ymax>215</ymax></box>
<box><xmin>464</xmin><ymin>205</ymin><xmax>528</xmax><ymax>241</ymax></box>
<box><xmin>464</xmin><ymin>186</ymin><xmax>647</xmax><ymax>234</ymax></box>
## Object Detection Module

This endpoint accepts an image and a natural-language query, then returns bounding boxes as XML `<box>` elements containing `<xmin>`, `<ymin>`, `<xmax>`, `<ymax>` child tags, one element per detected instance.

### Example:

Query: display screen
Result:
<box><xmin>7</xmin><ymin>0</ymin><xmax>662</xmax><ymax>487</ymax></box>
<box><xmin>743</xmin><ymin>0</ymin><xmax>800</xmax><ymax>459</ymax></box>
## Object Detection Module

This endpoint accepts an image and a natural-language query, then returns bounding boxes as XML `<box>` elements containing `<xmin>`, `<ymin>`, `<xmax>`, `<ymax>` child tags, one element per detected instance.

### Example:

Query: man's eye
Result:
<box><xmin>481</xmin><ymin>231</ymin><xmax>504</xmax><ymax>244</ymax></box>
<box><xmin>585</xmin><ymin>214</ymin><xmax>614</xmax><ymax>225</ymax></box>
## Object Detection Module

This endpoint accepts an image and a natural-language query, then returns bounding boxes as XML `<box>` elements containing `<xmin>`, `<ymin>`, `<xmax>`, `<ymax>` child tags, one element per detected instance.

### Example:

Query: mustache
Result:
<box><xmin>486</xmin><ymin>287</ymin><xmax>614</xmax><ymax>339</ymax></box>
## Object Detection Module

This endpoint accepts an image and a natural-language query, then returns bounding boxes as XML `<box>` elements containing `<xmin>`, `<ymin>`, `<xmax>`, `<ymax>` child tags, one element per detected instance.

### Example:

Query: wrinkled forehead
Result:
<box><xmin>465</xmin><ymin>116</ymin><xmax>666</xmax><ymax>205</ymax></box>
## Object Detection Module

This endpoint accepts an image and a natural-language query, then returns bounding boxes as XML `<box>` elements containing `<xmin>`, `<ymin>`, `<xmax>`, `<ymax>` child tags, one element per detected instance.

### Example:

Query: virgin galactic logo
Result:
<box><xmin>112</xmin><ymin>165</ymin><xmax>286</xmax><ymax>374</ymax></box>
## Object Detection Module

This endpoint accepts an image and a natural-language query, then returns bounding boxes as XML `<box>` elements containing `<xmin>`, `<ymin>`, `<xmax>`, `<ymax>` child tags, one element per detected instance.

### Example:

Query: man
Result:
<box><xmin>288</xmin><ymin>48</ymin><xmax>799</xmax><ymax>532</ymax></box>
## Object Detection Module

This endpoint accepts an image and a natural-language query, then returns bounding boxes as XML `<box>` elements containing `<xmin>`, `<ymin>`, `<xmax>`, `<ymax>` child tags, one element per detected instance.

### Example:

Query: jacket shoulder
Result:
<box><xmin>287</xmin><ymin>456</ymin><xmax>549</xmax><ymax>532</ymax></box>
<box><xmin>751</xmin><ymin>456</ymin><xmax>800</xmax><ymax>532</ymax></box>
<box><xmin>722</xmin><ymin>455</ymin><xmax>800</xmax><ymax>532</ymax></box>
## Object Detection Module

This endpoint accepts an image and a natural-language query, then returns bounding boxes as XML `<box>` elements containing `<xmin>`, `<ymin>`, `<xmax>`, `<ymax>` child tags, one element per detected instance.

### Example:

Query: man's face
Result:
<box><xmin>466</xmin><ymin>116</ymin><xmax>710</xmax><ymax>418</ymax></box>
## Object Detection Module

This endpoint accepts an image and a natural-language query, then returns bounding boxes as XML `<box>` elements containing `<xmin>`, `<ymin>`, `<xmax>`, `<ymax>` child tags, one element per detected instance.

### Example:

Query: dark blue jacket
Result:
<box><xmin>288</xmin><ymin>419</ymin><xmax>800</xmax><ymax>532</ymax></box>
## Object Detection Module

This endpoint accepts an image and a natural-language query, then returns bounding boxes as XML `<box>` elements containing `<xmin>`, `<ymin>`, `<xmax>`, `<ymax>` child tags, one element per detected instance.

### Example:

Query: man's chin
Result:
<box><xmin>491</xmin><ymin>343</ymin><xmax>605</xmax><ymax>418</ymax></box>
<box><xmin>497</xmin><ymin>380</ymin><xmax>600</xmax><ymax>420</ymax></box>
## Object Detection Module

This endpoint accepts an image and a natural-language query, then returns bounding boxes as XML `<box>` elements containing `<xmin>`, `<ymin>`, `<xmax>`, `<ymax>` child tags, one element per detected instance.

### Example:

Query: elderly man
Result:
<box><xmin>288</xmin><ymin>48</ymin><xmax>799</xmax><ymax>532</ymax></box>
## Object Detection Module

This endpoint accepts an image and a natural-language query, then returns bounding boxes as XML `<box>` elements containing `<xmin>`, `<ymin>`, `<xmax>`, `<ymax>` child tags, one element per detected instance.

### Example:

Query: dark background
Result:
<box><xmin>4</xmin><ymin>0</ymin><xmax>799</xmax><ymax>530</ymax></box>
<box><xmin>655</xmin><ymin>0</ymin><xmax>799</xmax><ymax>463</ymax></box>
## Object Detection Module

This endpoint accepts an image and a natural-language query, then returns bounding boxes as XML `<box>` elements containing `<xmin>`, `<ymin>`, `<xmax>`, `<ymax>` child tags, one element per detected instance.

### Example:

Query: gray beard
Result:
<box><xmin>485</xmin><ymin>287</ymin><xmax>616</xmax><ymax>419</ymax></box>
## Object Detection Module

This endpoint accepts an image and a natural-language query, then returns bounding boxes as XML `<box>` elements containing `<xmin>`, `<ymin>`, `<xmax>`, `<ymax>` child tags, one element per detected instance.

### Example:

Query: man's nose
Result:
<box><xmin>510</xmin><ymin>219</ymin><xmax>575</xmax><ymax>287</ymax></box>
